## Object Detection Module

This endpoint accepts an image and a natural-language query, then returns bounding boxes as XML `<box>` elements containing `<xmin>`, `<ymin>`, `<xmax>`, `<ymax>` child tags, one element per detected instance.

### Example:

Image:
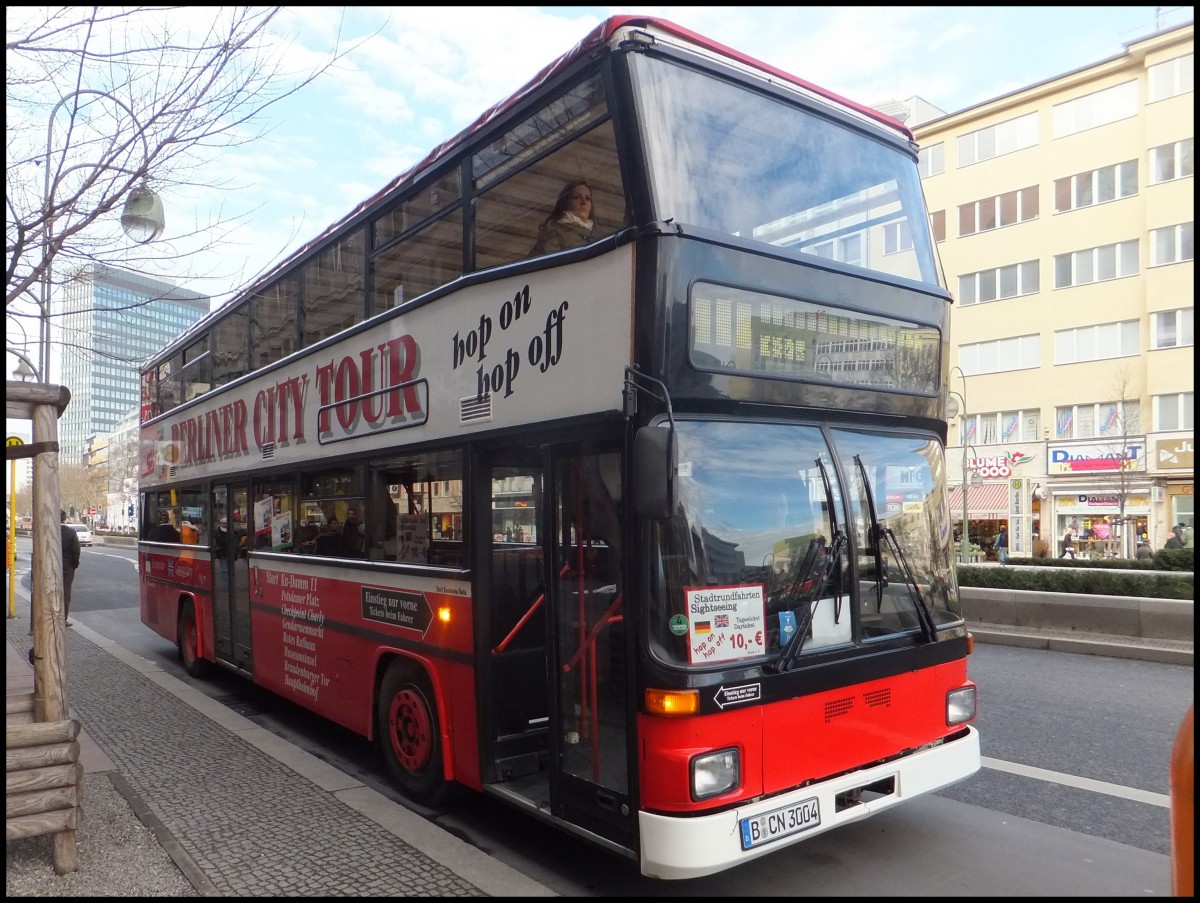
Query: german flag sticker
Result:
<box><xmin>695</xmin><ymin>621</ymin><xmax>711</xmax><ymax>634</ymax></box>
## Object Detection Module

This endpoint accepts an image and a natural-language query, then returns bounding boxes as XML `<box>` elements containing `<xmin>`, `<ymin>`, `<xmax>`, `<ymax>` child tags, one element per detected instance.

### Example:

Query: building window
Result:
<box><xmin>958</xmin><ymin>186</ymin><xmax>1038</xmax><ymax>237</ymax></box>
<box><xmin>1148</xmin><ymin>52</ymin><xmax>1194</xmax><ymax>103</ymax></box>
<box><xmin>883</xmin><ymin>220</ymin><xmax>913</xmax><ymax>254</ymax></box>
<box><xmin>1054</xmin><ymin>320</ymin><xmax>1139</xmax><ymax>364</ymax></box>
<box><xmin>1053</xmin><ymin>160</ymin><xmax>1137</xmax><ymax>212</ymax></box>
<box><xmin>957</xmin><ymin>260</ymin><xmax>1039</xmax><ymax>306</ymax></box>
<box><xmin>1152</xmin><ymin>308</ymin><xmax>1194</xmax><ymax>349</ymax></box>
<box><xmin>918</xmin><ymin>142</ymin><xmax>944</xmax><ymax>178</ymax></box>
<box><xmin>1052</xmin><ymin>81</ymin><xmax>1137</xmax><ymax>137</ymax></box>
<box><xmin>1154</xmin><ymin>392</ymin><xmax>1194</xmax><ymax>431</ymax></box>
<box><xmin>1055</xmin><ymin>401</ymin><xmax>1140</xmax><ymax>439</ymax></box>
<box><xmin>929</xmin><ymin>209</ymin><xmax>945</xmax><ymax>243</ymax></box>
<box><xmin>1053</xmin><ymin>240</ymin><xmax>1139</xmax><ymax>288</ymax></box>
<box><xmin>809</xmin><ymin>233</ymin><xmax>863</xmax><ymax>266</ymax></box>
<box><xmin>1150</xmin><ymin>138</ymin><xmax>1194</xmax><ymax>184</ymax></box>
<box><xmin>956</xmin><ymin>112</ymin><xmax>1038</xmax><ymax>167</ymax></box>
<box><xmin>959</xmin><ymin>334</ymin><xmax>1040</xmax><ymax>375</ymax></box>
<box><xmin>970</xmin><ymin>409</ymin><xmax>1041</xmax><ymax>445</ymax></box>
<box><xmin>1151</xmin><ymin>222</ymin><xmax>1194</xmax><ymax>266</ymax></box>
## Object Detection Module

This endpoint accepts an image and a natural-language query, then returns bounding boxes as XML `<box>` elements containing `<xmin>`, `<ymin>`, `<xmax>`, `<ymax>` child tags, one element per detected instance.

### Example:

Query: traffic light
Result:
<box><xmin>127</xmin><ymin>504</ymin><xmax>134</xmax><ymax>517</ymax></box>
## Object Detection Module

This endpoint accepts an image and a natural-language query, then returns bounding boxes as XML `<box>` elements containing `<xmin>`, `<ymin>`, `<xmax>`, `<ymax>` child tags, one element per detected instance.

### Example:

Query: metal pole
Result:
<box><xmin>961</xmin><ymin>438</ymin><xmax>970</xmax><ymax>564</ymax></box>
<box><xmin>40</xmin><ymin>89</ymin><xmax>155</xmax><ymax>386</ymax></box>
<box><xmin>952</xmin><ymin>366</ymin><xmax>970</xmax><ymax>564</ymax></box>
<box><xmin>7</xmin><ymin>456</ymin><xmax>16</xmax><ymax>617</ymax></box>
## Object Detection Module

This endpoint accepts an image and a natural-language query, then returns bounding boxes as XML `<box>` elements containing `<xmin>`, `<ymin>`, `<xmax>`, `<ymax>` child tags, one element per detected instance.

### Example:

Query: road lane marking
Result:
<box><xmin>982</xmin><ymin>756</ymin><xmax>1169</xmax><ymax>807</ymax></box>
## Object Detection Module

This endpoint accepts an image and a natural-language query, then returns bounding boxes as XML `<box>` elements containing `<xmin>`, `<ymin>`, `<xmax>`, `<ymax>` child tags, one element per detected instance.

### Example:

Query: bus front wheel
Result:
<box><xmin>177</xmin><ymin>600</ymin><xmax>209</xmax><ymax>678</ymax></box>
<box><xmin>377</xmin><ymin>661</ymin><xmax>451</xmax><ymax>805</ymax></box>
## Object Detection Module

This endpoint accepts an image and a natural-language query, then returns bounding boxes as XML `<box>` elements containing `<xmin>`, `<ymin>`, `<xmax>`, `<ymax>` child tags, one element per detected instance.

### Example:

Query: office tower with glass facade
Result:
<box><xmin>57</xmin><ymin>264</ymin><xmax>209</xmax><ymax>464</ymax></box>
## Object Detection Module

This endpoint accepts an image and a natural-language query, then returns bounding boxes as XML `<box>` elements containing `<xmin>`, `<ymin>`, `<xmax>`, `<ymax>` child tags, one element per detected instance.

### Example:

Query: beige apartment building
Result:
<box><xmin>912</xmin><ymin>21</ymin><xmax>1193</xmax><ymax>558</ymax></box>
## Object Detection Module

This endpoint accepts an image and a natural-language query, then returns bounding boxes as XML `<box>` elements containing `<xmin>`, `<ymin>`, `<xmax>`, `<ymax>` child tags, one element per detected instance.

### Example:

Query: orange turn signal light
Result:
<box><xmin>437</xmin><ymin>606</ymin><xmax>452</xmax><ymax>623</ymax></box>
<box><xmin>645</xmin><ymin>688</ymin><xmax>699</xmax><ymax>717</ymax></box>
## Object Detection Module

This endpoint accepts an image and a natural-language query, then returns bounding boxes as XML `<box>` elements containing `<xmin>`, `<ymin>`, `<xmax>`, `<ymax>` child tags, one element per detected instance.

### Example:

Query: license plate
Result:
<box><xmin>740</xmin><ymin>797</ymin><xmax>821</xmax><ymax>850</ymax></box>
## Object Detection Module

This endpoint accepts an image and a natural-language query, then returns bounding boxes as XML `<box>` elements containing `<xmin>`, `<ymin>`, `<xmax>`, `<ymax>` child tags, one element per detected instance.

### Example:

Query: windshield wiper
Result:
<box><xmin>770</xmin><ymin>458</ymin><xmax>846</xmax><ymax>672</ymax></box>
<box><xmin>853</xmin><ymin>455</ymin><xmax>937</xmax><ymax>642</ymax></box>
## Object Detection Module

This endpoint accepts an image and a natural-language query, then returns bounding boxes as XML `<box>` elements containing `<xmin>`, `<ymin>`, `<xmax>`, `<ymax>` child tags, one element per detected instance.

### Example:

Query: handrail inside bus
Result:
<box><xmin>560</xmin><ymin>591</ymin><xmax>624</xmax><ymax>675</ymax></box>
<box><xmin>491</xmin><ymin>561</ymin><xmax>570</xmax><ymax>656</ymax></box>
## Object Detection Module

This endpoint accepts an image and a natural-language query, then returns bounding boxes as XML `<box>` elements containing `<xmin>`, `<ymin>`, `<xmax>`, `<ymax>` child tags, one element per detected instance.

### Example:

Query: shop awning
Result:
<box><xmin>948</xmin><ymin>482</ymin><xmax>1009</xmax><ymax>520</ymax></box>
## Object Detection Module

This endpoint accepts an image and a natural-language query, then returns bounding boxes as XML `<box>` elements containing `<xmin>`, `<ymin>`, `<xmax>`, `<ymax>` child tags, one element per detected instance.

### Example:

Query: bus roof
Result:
<box><xmin>156</xmin><ymin>15</ymin><xmax>911</xmax><ymax>367</ymax></box>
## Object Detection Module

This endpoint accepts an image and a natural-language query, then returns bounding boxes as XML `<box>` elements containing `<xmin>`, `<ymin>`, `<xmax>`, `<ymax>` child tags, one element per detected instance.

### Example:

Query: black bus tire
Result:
<box><xmin>377</xmin><ymin>660</ymin><xmax>452</xmax><ymax>806</ymax></box>
<box><xmin>178</xmin><ymin>599</ymin><xmax>210</xmax><ymax>678</ymax></box>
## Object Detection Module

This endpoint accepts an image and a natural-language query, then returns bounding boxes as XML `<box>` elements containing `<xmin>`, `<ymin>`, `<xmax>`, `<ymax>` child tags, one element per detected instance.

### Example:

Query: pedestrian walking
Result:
<box><xmin>993</xmin><ymin>525</ymin><xmax>1009</xmax><ymax>564</ymax></box>
<box><xmin>28</xmin><ymin>510</ymin><xmax>83</xmax><ymax>662</ymax></box>
<box><xmin>1060</xmin><ymin>529</ymin><xmax>1076</xmax><ymax>559</ymax></box>
<box><xmin>60</xmin><ymin>510</ymin><xmax>81</xmax><ymax>624</ymax></box>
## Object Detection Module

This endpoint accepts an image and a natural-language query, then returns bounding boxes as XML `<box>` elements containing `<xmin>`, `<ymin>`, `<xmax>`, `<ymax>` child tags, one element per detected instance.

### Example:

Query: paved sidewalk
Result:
<box><xmin>5</xmin><ymin>587</ymin><xmax>555</xmax><ymax>897</ymax></box>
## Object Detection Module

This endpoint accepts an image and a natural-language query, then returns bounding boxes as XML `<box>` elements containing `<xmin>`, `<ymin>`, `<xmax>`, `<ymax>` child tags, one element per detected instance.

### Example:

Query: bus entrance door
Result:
<box><xmin>485</xmin><ymin>456</ymin><xmax>549</xmax><ymax>786</ymax></box>
<box><xmin>483</xmin><ymin>448</ymin><xmax>632</xmax><ymax>850</ymax></box>
<box><xmin>549</xmin><ymin>451</ymin><xmax>632</xmax><ymax>848</ymax></box>
<box><xmin>212</xmin><ymin>483</ymin><xmax>252</xmax><ymax>673</ymax></box>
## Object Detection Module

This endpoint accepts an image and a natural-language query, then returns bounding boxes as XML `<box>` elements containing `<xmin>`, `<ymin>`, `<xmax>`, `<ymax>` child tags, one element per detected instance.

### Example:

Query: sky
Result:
<box><xmin>103</xmin><ymin>5</ymin><xmax>1194</xmax><ymax>309</ymax></box>
<box><xmin>3</xmin><ymin>4</ymin><xmax>1193</xmax><ymax>448</ymax></box>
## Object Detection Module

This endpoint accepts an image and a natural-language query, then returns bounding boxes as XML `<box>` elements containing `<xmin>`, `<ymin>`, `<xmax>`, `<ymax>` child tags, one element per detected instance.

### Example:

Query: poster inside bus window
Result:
<box><xmin>253</xmin><ymin>497</ymin><xmax>273</xmax><ymax>543</ymax></box>
<box><xmin>397</xmin><ymin>514</ymin><xmax>429</xmax><ymax>563</ymax></box>
<box><xmin>686</xmin><ymin>584</ymin><xmax>766</xmax><ymax>664</ymax></box>
<box><xmin>271</xmin><ymin>511</ymin><xmax>293</xmax><ymax>550</ymax></box>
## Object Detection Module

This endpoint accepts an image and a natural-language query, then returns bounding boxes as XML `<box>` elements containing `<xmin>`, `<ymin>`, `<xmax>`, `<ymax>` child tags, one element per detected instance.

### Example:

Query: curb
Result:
<box><xmin>109</xmin><ymin>771</ymin><xmax>222</xmax><ymax>897</ymax></box>
<box><xmin>969</xmin><ymin>623</ymin><xmax>1194</xmax><ymax>666</ymax></box>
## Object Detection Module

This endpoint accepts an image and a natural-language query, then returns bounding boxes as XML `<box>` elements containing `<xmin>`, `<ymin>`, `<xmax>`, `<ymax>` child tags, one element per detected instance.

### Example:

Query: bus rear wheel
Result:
<box><xmin>377</xmin><ymin>661</ymin><xmax>451</xmax><ymax>806</ymax></box>
<box><xmin>177</xmin><ymin>600</ymin><xmax>209</xmax><ymax>678</ymax></box>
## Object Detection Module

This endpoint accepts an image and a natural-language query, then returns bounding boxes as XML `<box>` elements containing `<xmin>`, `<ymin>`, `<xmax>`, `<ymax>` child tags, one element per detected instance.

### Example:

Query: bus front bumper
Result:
<box><xmin>638</xmin><ymin>725</ymin><xmax>980</xmax><ymax>880</ymax></box>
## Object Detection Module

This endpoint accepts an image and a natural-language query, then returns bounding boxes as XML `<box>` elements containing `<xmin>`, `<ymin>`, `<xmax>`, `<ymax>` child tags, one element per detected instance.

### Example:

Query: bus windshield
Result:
<box><xmin>631</xmin><ymin>53</ymin><xmax>942</xmax><ymax>288</ymax></box>
<box><xmin>646</xmin><ymin>420</ymin><xmax>961</xmax><ymax>669</ymax></box>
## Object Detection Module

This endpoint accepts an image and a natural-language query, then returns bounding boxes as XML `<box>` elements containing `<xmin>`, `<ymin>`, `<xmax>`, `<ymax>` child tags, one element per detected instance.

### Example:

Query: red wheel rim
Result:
<box><xmin>388</xmin><ymin>687</ymin><xmax>433</xmax><ymax>772</ymax></box>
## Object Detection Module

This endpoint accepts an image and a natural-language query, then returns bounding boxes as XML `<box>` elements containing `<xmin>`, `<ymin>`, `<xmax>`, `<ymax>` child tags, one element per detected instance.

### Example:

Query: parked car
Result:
<box><xmin>67</xmin><ymin>523</ymin><xmax>94</xmax><ymax>547</ymax></box>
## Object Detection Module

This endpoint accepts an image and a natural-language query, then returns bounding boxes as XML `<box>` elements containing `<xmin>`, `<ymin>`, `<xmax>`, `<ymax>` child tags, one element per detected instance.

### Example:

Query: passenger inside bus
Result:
<box><xmin>530</xmin><ymin>179</ymin><xmax>594</xmax><ymax>255</ymax></box>
<box><xmin>299</xmin><ymin>521</ymin><xmax>320</xmax><ymax>554</ymax></box>
<box><xmin>342</xmin><ymin>507</ymin><xmax>367</xmax><ymax>558</ymax></box>
<box><xmin>314</xmin><ymin>520</ymin><xmax>342</xmax><ymax>556</ymax></box>
<box><xmin>148</xmin><ymin>510</ymin><xmax>181</xmax><ymax>543</ymax></box>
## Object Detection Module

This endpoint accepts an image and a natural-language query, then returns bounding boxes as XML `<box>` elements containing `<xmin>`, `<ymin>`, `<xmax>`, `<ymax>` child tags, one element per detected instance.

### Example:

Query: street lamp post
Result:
<box><xmin>38</xmin><ymin>89</ymin><xmax>167</xmax><ymax>385</ymax></box>
<box><xmin>947</xmin><ymin>366</ymin><xmax>971</xmax><ymax>564</ymax></box>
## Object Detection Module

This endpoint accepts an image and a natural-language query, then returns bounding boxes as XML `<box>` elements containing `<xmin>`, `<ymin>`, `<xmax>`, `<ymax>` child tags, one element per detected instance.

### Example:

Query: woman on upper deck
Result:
<box><xmin>530</xmin><ymin>179</ymin><xmax>595</xmax><ymax>255</ymax></box>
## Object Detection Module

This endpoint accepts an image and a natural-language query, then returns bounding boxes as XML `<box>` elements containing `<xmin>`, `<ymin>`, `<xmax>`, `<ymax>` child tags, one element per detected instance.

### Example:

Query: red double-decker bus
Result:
<box><xmin>137</xmin><ymin>15</ymin><xmax>979</xmax><ymax>879</ymax></box>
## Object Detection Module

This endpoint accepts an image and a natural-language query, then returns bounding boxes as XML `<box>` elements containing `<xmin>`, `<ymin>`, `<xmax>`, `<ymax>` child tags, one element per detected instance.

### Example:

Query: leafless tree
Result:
<box><xmin>103</xmin><ymin>424</ymin><xmax>141</xmax><ymax>521</ymax></box>
<box><xmin>5</xmin><ymin>6</ymin><xmax>366</xmax><ymax>370</ymax></box>
<box><xmin>1088</xmin><ymin>365</ymin><xmax>1145</xmax><ymax>557</ymax></box>
<box><xmin>59</xmin><ymin>460</ymin><xmax>107</xmax><ymax>520</ymax></box>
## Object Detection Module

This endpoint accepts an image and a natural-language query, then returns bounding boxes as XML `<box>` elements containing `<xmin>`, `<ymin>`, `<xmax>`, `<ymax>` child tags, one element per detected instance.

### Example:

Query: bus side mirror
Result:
<box><xmin>633</xmin><ymin>425</ymin><xmax>676</xmax><ymax>520</ymax></box>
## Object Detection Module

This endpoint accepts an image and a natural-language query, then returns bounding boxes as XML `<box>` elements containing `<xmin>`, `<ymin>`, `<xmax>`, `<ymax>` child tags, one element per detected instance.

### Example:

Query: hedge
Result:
<box><xmin>957</xmin><ymin>560</ymin><xmax>1194</xmax><ymax>599</ymax></box>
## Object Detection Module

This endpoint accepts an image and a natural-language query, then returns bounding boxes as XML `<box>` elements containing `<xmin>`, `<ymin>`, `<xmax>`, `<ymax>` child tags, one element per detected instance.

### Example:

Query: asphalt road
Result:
<box><xmin>12</xmin><ymin>538</ymin><xmax>1191</xmax><ymax>895</ymax></box>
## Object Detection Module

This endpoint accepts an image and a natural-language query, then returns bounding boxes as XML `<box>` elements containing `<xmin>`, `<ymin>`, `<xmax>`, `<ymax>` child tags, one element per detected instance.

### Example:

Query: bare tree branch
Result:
<box><xmin>6</xmin><ymin>6</ymin><xmax>372</xmax><ymax>369</ymax></box>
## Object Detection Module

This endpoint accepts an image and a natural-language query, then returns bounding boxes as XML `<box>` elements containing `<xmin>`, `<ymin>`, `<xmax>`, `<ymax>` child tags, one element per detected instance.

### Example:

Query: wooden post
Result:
<box><xmin>31</xmin><ymin>398</ymin><xmax>69</xmax><ymax>725</ymax></box>
<box><xmin>6</xmin><ymin>383</ymin><xmax>77</xmax><ymax>875</ymax></box>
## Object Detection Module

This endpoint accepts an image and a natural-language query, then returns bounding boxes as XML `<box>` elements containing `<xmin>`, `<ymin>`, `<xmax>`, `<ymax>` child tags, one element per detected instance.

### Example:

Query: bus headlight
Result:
<box><xmin>691</xmin><ymin>747</ymin><xmax>740</xmax><ymax>801</ymax></box>
<box><xmin>947</xmin><ymin>686</ymin><xmax>976</xmax><ymax>725</ymax></box>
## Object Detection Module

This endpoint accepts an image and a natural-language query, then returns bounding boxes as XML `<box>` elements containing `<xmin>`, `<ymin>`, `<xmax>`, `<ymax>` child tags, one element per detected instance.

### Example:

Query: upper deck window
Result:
<box><xmin>629</xmin><ymin>55</ymin><xmax>942</xmax><ymax>289</ymax></box>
